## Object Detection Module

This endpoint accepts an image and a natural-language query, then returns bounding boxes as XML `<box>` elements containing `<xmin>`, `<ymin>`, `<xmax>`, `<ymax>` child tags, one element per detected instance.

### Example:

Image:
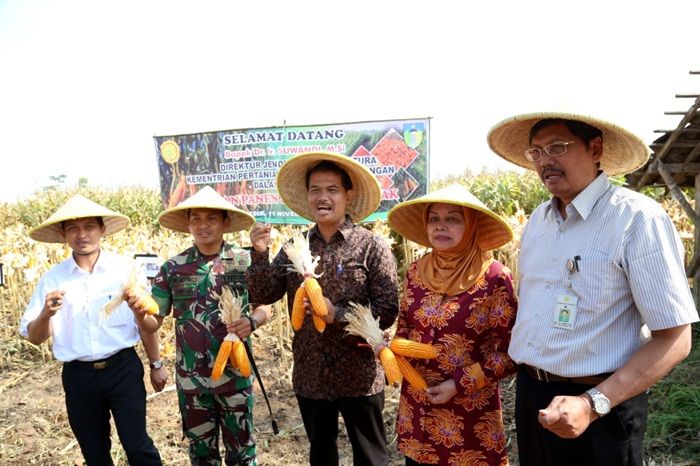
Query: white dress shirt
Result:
<box><xmin>509</xmin><ymin>173</ymin><xmax>699</xmax><ymax>377</ymax></box>
<box><xmin>20</xmin><ymin>250</ymin><xmax>141</xmax><ymax>362</ymax></box>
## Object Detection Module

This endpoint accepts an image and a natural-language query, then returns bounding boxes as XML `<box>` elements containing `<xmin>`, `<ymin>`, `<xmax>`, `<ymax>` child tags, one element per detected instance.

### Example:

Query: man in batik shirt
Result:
<box><xmin>247</xmin><ymin>152</ymin><xmax>399</xmax><ymax>466</ymax></box>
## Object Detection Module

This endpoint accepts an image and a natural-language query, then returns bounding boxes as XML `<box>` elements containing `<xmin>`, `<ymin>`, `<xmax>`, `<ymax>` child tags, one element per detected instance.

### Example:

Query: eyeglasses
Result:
<box><xmin>524</xmin><ymin>141</ymin><xmax>576</xmax><ymax>162</ymax></box>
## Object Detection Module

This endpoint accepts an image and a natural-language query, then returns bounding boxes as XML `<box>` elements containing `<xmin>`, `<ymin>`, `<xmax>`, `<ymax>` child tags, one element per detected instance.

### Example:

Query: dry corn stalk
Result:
<box><xmin>101</xmin><ymin>266</ymin><xmax>159</xmax><ymax>319</ymax></box>
<box><xmin>284</xmin><ymin>231</ymin><xmax>328</xmax><ymax>331</ymax></box>
<box><xmin>211</xmin><ymin>287</ymin><xmax>251</xmax><ymax>380</ymax></box>
<box><xmin>345</xmin><ymin>302</ymin><xmax>401</xmax><ymax>385</ymax></box>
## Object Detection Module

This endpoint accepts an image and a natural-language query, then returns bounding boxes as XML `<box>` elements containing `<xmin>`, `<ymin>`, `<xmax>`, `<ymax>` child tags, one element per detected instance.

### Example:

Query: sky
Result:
<box><xmin>1</xmin><ymin>0</ymin><xmax>699</xmax><ymax>203</ymax></box>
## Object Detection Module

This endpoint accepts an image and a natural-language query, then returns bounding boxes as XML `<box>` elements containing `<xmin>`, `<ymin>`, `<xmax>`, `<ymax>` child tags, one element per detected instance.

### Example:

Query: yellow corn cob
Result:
<box><xmin>232</xmin><ymin>340</ymin><xmax>251</xmax><ymax>377</ymax></box>
<box><xmin>212</xmin><ymin>340</ymin><xmax>233</xmax><ymax>381</ymax></box>
<box><xmin>378</xmin><ymin>347</ymin><xmax>402</xmax><ymax>385</ymax></box>
<box><xmin>304</xmin><ymin>277</ymin><xmax>328</xmax><ymax>317</ymax></box>
<box><xmin>312</xmin><ymin>313</ymin><xmax>326</xmax><ymax>333</ymax></box>
<box><xmin>390</xmin><ymin>337</ymin><xmax>439</xmax><ymax>359</ymax></box>
<box><xmin>228</xmin><ymin>347</ymin><xmax>238</xmax><ymax>370</ymax></box>
<box><xmin>291</xmin><ymin>286</ymin><xmax>306</xmax><ymax>331</ymax></box>
<box><xmin>395</xmin><ymin>354</ymin><xmax>428</xmax><ymax>390</ymax></box>
<box><xmin>133</xmin><ymin>292</ymin><xmax>159</xmax><ymax>315</ymax></box>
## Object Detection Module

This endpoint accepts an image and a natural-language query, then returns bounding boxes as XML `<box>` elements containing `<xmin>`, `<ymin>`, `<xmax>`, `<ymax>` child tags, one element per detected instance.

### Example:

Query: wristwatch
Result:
<box><xmin>149</xmin><ymin>360</ymin><xmax>163</xmax><ymax>370</ymax></box>
<box><xmin>246</xmin><ymin>315</ymin><xmax>258</xmax><ymax>331</ymax></box>
<box><xmin>585</xmin><ymin>388</ymin><xmax>611</xmax><ymax>416</ymax></box>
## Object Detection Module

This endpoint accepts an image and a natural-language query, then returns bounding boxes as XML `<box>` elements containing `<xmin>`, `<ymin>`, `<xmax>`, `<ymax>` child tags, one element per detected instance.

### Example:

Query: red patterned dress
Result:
<box><xmin>396</xmin><ymin>260</ymin><xmax>517</xmax><ymax>465</ymax></box>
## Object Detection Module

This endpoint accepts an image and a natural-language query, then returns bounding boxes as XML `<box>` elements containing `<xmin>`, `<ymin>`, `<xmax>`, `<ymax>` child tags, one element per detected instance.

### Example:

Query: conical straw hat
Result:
<box><xmin>487</xmin><ymin>112</ymin><xmax>650</xmax><ymax>176</ymax></box>
<box><xmin>29</xmin><ymin>194</ymin><xmax>130</xmax><ymax>243</ymax></box>
<box><xmin>387</xmin><ymin>183</ymin><xmax>513</xmax><ymax>251</ymax></box>
<box><xmin>276</xmin><ymin>151</ymin><xmax>381</xmax><ymax>222</ymax></box>
<box><xmin>157</xmin><ymin>186</ymin><xmax>255</xmax><ymax>233</ymax></box>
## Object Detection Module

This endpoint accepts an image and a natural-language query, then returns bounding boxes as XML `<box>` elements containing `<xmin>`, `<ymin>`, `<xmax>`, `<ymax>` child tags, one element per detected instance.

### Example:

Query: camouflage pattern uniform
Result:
<box><xmin>152</xmin><ymin>242</ymin><xmax>256</xmax><ymax>466</ymax></box>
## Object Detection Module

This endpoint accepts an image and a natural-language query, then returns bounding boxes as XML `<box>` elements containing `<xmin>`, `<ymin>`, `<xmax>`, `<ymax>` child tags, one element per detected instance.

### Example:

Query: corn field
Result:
<box><xmin>0</xmin><ymin>175</ymin><xmax>698</xmax><ymax>465</ymax></box>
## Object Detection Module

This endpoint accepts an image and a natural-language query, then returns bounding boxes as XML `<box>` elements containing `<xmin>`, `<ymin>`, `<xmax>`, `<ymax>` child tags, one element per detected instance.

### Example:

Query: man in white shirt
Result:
<box><xmin>488</xmin><ymin>113</ymin><xmax>699</xmax><ymax>466</ymax></box>
<box><xmin>19</xmin><ymin>194</ymin><xmax>164</xmax><ymax>466</ymax></box>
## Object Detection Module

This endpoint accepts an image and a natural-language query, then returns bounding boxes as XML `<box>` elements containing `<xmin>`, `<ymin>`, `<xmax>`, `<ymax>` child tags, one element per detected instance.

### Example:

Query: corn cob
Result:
<box><xmin>312</xmin><ymin>313</ymin><xmax>326</xmax><ymax>333</ymax></box>
<box><xmin>213</xmin><ymin>287</ymin><xmax>252</xmax><ymax>379</ymax></box>
<box><xmin>395</xmin><ymin>354</ymin><xmax>427</xmax><ymax>390</ymax></box>
<box><xmin>212</xmin><ymin>340</ymin><xmax>233</xmax><ymax>381</ymax></box>
<box><xmin>291</xmin><ymin>286</ymin><xmax>306</xmax><ymax>331</ymax></box>
<box><xmin>101</xmin><ymin>267</ymin><xmax>159</xmax><ymax>319</ymax></box>
<box><xmin>390</xmin><ymin>337</ymin><xmax>439</xmax><ymax>359</ymax></box>
<box><xmin>379</xmin><ymin>347</ymin><xmax>402</xmax><ymax>385</ymax></box>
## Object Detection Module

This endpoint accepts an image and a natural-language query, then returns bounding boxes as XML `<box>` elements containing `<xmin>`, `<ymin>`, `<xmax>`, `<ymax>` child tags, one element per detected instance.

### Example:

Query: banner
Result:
<box><xmin>154</xmin><ymin>118</ymin><xmax>429</xmax><ymax>224</ymax></box>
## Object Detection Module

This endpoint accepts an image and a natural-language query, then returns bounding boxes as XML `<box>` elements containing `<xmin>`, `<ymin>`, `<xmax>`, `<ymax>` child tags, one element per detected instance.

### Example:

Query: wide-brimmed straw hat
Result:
<box><xmin>487</xmin><ymin>112</ymin><xmax>650</xmax><ymax>176</ymax></box>
<box><xmin>276</xmin><ymin>151</ymin><xmax>381</xmax><ymax>222</ymax></box>
<box><xmin>387</xmin><ymin>183</ymin><xmax>513</xmax><ymax>251</ymax></box>
<box><xmin>157</xmin><ymin>186</ymin><xmax>256</xmax><ymax>233</ymax></box>
<box><xmin>29</xmin><ymin>194</ymin><xmax>130</xmax><ymax>243</ymax></box>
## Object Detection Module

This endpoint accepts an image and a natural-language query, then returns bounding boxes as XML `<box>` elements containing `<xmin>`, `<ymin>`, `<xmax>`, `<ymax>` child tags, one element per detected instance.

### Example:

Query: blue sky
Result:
<box><xmin>1</xmin><ymin>0</ymin><xmax>698</xmax><ymax>202</ymax></box>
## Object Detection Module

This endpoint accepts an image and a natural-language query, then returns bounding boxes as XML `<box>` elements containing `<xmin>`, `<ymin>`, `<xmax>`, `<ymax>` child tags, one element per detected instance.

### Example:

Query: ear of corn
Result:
<box><xmin>390</xmin><ymin>337</ymin><xmax>439</xmax><ymax>359</ymax></box>
<box><xmin>312</xmin><ymin>313</ymin><xmax>326</xmax><ymax>333</ymax></box>
<box><xmin>304</xmin><ymin>277</ymin><xmax>328</xmax><ymax>317</ymax></box>
<box><xmin>379</xmin><ymin>347</ymin><xmax>402</xmax><ymax>385</ymax></box>
<box><xmin>291</xmin><ymin>286</ymin><xmax>306</xmax><ymax>331</ymax></box>
<box><xmin>232</xmin><ymin>340</ymin><xmax>251</xmax><ymax>378</ymax></box>
<box><xmin>228</xmin><ymin>346</ymin><xmax>238</xmax><ymax>370</ymax></box>
<box><xmin>212</xmin><ymin>340</ymin><xmax>233</xmax><ymax>381</ymax></box>
<box><xmin>395</xmin><ymin>353</ymin><xmax>427</xmax><ymax>390</ymax></box>
<box><xmin>134</xmin><ymin>293</ymin><xmax>160</xmax><ymax>315</ymax></box>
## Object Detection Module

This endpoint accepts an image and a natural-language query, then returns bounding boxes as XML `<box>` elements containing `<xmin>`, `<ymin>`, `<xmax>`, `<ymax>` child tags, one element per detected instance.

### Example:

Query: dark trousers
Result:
<box><xmin>62</xmin><ymin>347</ymin><xmax>162</xmax><ymax>466</ymax></box>
<box><xmin>515</xmin><ymin>365</ymin><xmax>648</xmax><ymax>466</ymax></box>
<box><xmin>296</xmin><ymin>392</ymin><xmax>389</xmax><ymax>466</ymax></box>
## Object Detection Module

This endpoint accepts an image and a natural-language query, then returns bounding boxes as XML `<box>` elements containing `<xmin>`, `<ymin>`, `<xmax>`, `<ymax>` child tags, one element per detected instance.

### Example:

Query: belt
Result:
<box><xmin>523</xmin><ymin>364</ymin><xmax>610</xmax><ymax>385</ymax></box>
<box><xmin>66</xmin><ymin>347</ymin><xmax>135</xmax><ymax>370</ymax></box>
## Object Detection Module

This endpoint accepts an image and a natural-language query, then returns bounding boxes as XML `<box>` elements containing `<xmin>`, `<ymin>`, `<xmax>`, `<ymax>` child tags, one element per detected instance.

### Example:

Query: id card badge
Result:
<box><xmin>553</xmin><ymin>293</ymin><xmax>578</xmax><ymax>330</ymax></box>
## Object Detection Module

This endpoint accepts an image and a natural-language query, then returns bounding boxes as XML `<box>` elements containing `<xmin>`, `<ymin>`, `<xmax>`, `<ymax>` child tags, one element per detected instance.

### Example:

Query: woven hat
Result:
<box><xmin>487</xmin><ymin>112</ymin><xmax>650</xmax><ymax>176</ymax></box>
<box><xmin>387</xmin><ymin>183</ymin><xmax>513</xmax><ymax>251</ymax></box>
<box><xmin>276</xmin><ymin>151</ymin><xmax>381</xmax><ymax>222</ymax></box>
<box><xmin>157</xmin><ymin>186</ymin><xmax>256</xmax><ymax>233</ymax></box>
<box><xmin>29</xmin><ymin>194</ymin><xmax>130</xmax><ymax>243</ymax></box>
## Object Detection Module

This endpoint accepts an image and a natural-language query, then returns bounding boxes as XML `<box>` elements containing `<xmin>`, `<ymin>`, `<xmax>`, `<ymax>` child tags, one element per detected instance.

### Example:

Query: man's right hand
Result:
<box><xmin>250</xmin><ymin>222</ymin><xmax>272</xmax><ymax>253</ymax></box>
<box><xmin>43</xmin><ymin>290</ymin><xmax>65</xmax><ymax>318</ymax></box>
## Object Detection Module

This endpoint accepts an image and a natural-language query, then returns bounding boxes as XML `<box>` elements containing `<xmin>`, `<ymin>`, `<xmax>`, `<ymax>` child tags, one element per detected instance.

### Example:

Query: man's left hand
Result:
<box><xmin>538</xmin><ymin>395</ymin><xmax>596</xmax><ymax>438</ymax></box>
<box><xmin>149</xmin><ymin>366</ymin><xmax>168</xmax><ymax>392</ymax></box>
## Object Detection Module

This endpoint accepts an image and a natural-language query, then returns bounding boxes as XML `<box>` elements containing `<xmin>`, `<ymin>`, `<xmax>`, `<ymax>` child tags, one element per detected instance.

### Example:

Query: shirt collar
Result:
<box><xmin>67</xmin><ymin>249</ymin><xmax>110</xmax><ymax>274</ymax></box>
<box><xmin>544</xmin><ymin>172</ymin><xmax>611</xmax><ymax>221</ymax></box>
<box><xmin>308</xmin><ymin>215</ymin><xmax>354</xmax><ymax>242</ymax></box>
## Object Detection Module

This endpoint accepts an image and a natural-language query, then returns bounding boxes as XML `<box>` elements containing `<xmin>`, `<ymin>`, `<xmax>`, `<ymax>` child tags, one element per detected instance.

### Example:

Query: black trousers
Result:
<box><xmin>296</xmin><ymin>392</ymin><xmax>389</xmax><ymax>466</ymax></box>
<box><xmin>62</xmin><ymin>347</ymin><xmax>162</xmax><ymax>466</ymax></box>
<box><xmin>515</xmin><ymin>365</ymin><xmax>648</xmax><ymax>466</ymax></box>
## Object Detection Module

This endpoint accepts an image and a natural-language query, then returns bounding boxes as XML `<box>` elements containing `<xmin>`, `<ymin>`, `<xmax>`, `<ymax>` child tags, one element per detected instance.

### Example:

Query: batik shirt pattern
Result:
<box><xmin>246</xmin><ymin>217</ymin><xmax>399</xmax><ymax>399</ymax></box>
<box><xmin>152</xmin><ymin>242</ymin><xmax>253</xmax><ymax>394</ymax></box>
<box><xmin>396</xmin><ymin>260</ymin><xmax>517</xmax><ymax>466</ymax></box>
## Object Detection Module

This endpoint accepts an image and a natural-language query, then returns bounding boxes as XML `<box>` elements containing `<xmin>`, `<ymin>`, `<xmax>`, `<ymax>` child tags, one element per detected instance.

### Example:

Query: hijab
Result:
<box><xmin>417</xmin><ymin>205</ymin><xmax>492</xmax><ymax>296</ymax></box>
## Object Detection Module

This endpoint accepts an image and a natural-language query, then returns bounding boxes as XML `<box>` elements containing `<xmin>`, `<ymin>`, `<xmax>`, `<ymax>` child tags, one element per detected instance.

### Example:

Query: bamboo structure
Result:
<box><xmin>626</xmin><ymin>71</ymin><xmax>700</xmax><ymax>307</ymax></box>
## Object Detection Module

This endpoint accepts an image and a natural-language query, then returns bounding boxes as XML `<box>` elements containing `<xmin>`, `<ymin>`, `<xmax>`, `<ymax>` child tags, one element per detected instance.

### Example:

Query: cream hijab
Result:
<box><xmin>417</xmin><ymin>205</ymin><xmax>491</xmax><ymax>296</ymax></box>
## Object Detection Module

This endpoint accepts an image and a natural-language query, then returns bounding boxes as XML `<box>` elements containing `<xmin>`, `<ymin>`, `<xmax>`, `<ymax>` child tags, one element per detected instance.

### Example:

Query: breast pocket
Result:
<box><xmin>570</xmin><ymin>252</ymin><xmax>625</xmax><ymax>313</ymax></box>
<box><xmin>104</xmin><ymin>304</ymin><xmax>134</xmax><ymax>327</ymax></box>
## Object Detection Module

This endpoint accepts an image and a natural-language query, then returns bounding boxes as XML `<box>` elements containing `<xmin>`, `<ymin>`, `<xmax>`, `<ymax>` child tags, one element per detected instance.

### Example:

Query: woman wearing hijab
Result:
<box><xmin>387</xmin><ymin>183</ymin><xmax>517</xmax><ymax>466</ymax></box>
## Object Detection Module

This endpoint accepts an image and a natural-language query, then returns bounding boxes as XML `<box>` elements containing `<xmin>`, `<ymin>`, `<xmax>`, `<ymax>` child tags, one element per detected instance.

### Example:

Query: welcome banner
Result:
<box><xmin>154</xmin><ymin>118</ymin><xmax>429</xmax><ymax>224</ymax></box>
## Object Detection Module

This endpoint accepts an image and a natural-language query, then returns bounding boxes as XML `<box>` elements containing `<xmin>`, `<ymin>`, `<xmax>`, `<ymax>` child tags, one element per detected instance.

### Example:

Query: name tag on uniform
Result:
<box><xmin>553</xmin><ymin>293</ymin><xmax>577</xmax><ymax>330</ymax></box>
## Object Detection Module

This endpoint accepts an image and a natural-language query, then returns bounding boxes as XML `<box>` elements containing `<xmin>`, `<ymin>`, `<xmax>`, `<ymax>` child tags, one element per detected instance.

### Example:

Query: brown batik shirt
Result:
<box><xmin>246</xmin><ymin>216</ymin><xmax>399</xmax><ymax>399</ymax></box>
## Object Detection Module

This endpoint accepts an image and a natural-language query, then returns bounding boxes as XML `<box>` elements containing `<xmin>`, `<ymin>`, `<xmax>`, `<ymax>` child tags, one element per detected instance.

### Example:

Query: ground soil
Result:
<box><xmin>0</xmin><ymin>323</ymin><xmax>518</xmax><ymax>466</ymax></box>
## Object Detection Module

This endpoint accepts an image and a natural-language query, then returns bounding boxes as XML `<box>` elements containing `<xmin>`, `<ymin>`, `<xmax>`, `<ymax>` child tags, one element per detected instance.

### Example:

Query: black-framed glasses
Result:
<box><xmin>524</xmin><ymin>141</ymin><xmax>576</xmax><ymax>162</ymax></box>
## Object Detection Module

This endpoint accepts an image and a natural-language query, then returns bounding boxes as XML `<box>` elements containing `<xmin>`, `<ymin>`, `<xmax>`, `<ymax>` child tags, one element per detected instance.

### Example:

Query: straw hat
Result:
<box><xmin>387</xmin><ymin>184</ymin><xmax>513</xmax><ymax>251</ymax></box>
<box><xmin>157</xmin><ymin>186</ymin><xmax>255</xmax><ymax>233</ymax></box>
<box><xmin>29</xmin><ymin>194</ymin><xmax>130</xmax><ymax>243</ymax></box>
<box><xmin>276</xmin><ymin>151</ymin><xmax>381</xmax><ymax>222</ymax></box>
<box><xmin>487</xmin><ymin>112</ymin><xmax>650</xmax><ymax>176</ymax></box>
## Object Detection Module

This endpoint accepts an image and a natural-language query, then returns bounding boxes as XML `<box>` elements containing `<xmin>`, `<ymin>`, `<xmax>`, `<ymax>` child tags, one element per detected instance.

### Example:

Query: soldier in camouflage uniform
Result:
<box><xmin>131</xmin><ymin>186</ymin><xmax>271</xmax><ymax>466</ymax></box>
